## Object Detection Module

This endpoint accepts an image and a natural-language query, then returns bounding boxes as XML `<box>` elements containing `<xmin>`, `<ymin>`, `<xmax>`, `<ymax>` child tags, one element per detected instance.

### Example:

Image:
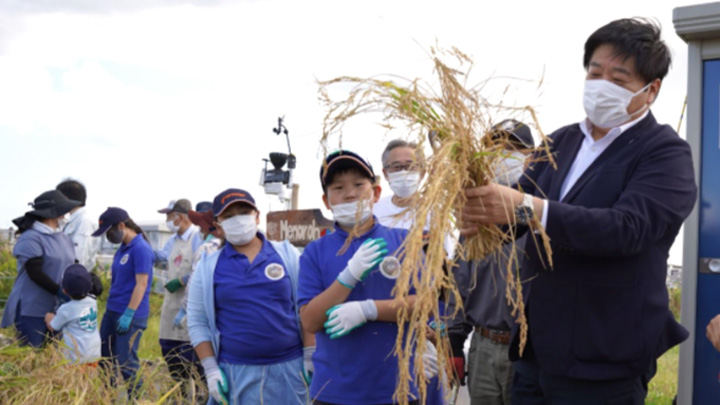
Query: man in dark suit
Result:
<box><xmin>459</xmin><ymin>18</ymin><xmax>698</xmax><ymax>403</ymax></box>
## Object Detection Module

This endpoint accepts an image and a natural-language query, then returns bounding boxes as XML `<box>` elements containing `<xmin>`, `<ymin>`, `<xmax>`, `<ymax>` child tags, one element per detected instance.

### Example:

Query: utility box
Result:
<box><xmin>674</xmin><ymin>3</ymin><xmax>720</xmax><ymax>403</ymax></box>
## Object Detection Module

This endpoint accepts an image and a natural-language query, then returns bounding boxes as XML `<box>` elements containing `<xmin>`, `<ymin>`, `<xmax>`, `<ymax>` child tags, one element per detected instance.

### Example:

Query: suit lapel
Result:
<box><xmin>548</xmin><ymin>127</ymin><xmax>584</xmax><ymax>201</ymax></box>
<box><xmin>561</xmin><ymin>113</ymin><xmax>655</xmax><ymax>203</ymax></box>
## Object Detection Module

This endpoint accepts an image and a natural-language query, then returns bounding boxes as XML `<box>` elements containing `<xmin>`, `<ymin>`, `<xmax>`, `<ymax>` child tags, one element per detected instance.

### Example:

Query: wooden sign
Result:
<box><xmin>266</xmin><ymin>209</ymin><xmax>334</xmax><ymax>247</ymax></box>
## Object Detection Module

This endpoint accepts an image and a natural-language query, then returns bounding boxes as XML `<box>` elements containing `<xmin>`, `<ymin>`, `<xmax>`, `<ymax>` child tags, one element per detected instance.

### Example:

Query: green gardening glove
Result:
<box><xmin>164</xmin><ymin>278</ymin><xmax>184</xmax><ymax>293</ymax></box>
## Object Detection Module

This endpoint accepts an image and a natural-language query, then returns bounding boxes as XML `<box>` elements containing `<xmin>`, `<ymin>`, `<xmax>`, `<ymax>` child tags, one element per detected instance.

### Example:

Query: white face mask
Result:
<box><xmin>166</xmin><ymin>219</ymin><xmax>180</xmax><ymax>233</ymax></box>
<box><xmin>57</xmin><ymin>215</ymin><xmax>69</xmax><ymax>231</ymax></box>
<box><xmin>493</xmin><ymin>151</ymin><xmax>527</xmax><ymax>186</ymax></box>
<box><xmin>331</xmin><ymin>199</ymin><xmax>373</xmax><ymax>227</ymax></box>
<box><xmin>220</xmin><ymin>215</ymin><xmax>257</xmax><ymax>246</ymax></box>
<box><xmin>583</xmin><ymin>79</ymin><xmax>651</xmax><ymax>129</ymax></box>
<box><xmin>387</xmin><ymin>170</ymin><xmax>421</xmax><ymax>198</ymax></box>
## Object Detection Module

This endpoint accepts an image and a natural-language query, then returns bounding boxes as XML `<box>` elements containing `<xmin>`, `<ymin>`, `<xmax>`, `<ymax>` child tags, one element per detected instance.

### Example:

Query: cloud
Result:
<box><xmin>0</xmin><ymin>0</ymin><xmax>238</xmax><ymax>15</ymax></box>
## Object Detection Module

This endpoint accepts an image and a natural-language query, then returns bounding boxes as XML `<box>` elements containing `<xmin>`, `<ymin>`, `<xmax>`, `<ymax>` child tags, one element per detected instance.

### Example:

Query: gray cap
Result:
<box><xmin>158</xmin><ymin>199</ymin><xmax>192</xmax><ymax>214</ymax></box>
<box><xmin>491</xmin><ymin>119</ymin><xmax>535</xmax><ymax>149</ymax></box>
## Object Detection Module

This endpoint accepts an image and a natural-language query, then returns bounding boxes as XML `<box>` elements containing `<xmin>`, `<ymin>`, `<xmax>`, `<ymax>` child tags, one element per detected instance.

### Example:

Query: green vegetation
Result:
<box><xmin>0</xmin><ymin>243</ymin><xmax>688</xmax><ymax>403</ymax></box>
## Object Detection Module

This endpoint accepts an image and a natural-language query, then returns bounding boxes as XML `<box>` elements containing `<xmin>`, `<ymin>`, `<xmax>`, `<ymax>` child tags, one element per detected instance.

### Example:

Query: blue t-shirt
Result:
<box><xmin>297</xmin><ymin>219</ymin><xmax>419</xmax><ymax>405</ymax></box>
<box><xmin>107</xmin><ymin>235</ymin><xmax>154</xmax><ymax>318</ymax></box>
<box><xmin>214</xmin><ymin>234</ymin><xmax>302</xmax><ymax>365</ymax></box>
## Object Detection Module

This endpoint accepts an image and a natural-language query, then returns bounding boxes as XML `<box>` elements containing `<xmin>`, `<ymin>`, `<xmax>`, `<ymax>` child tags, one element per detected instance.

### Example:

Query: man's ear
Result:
<box><xmin>647</xmin><ymin>78</ymin><xmax>662</xmax><ymax>105</ymax></box>
<box><xmin>322</xmin><ymin>194</ymin><xmax>331</xmax><ymax>210</ymax></box>
<box><xmin>255</xmin><ymin>211</ymin><xmax>261</xmax><ymax>225</ymax></box>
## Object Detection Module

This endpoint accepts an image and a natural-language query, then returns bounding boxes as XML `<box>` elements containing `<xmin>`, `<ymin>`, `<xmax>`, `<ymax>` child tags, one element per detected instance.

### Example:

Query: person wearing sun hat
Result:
<box><xmin>187</xmin><ymin>188</ymin><xmax>310</xmax><ymax>404</ymax></box>
<box><xmin>92</xmin><ymin>207</ymin><xmax>153</xmax><ymax>398</ymax></box>
<box><xmin>0</xmin><ymin>190</ymin><xmax>79</xmax><ymax>347</ymax></box>
<box><xmin>297</xmin><ymin>150</ymin><xmax>421</xmax><ymax>404</ymax></box>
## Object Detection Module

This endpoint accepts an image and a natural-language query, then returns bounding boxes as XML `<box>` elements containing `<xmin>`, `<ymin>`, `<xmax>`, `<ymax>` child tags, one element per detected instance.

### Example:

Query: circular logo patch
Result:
<box><xmin>120</xmin><ymin>253</ymin><xmax>130</xmax><ymax>265</ymax></box>
<box><xmin>265</xmin><ymin>263</ymin><xmax>285</xmax><ymax>281</ymax></box>
<box><xmin>379</xmin><ymin>256</ymin><xmax>401</xmax><ymax>279</ymax></box>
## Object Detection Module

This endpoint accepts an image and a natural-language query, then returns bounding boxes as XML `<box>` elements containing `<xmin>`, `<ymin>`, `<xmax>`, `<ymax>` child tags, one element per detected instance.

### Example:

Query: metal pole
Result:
<box><xmin>292</xmin><ymin>184</ymin><xmax>300</xmax><ymax>210</ymax></box>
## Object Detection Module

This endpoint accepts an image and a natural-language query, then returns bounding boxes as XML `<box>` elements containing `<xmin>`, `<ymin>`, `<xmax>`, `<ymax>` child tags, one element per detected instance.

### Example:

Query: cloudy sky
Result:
<box><xmin>0</xmin><ymin>0</ymin><xmax>700</xmax><ymax>263</ymax></box>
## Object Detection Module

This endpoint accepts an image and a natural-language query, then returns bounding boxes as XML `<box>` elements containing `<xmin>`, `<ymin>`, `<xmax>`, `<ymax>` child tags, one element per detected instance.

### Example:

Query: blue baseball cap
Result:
<box><xmin>92</xmin><ymin>207</ymin><xmax>129</xmax><ymax>237</ymax></box>
<box><xmin>195</xmin><ymin>201</ymin><xmax>213</xmax><ymax>213</ymax></box>
<box><xmin>320</xmin><ymin>150</ymin><xmax>375</xmax><ymax>188</ymax></box>
<box><xmin>213</xmin><ymin>189</ymin><xmax>257</xmax><ymax>217</ymax></box>
<box><xmin>62</xmin><ymin>264</ymin><xmax>92</xmax><ymax>297</ymax></box>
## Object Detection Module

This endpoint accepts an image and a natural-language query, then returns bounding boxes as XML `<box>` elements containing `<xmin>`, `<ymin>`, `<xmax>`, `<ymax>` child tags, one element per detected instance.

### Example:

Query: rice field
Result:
<box><xmin>0</xmin><ymin>246</ymin><xmax>685</xmax><ymax>404</ymax></box>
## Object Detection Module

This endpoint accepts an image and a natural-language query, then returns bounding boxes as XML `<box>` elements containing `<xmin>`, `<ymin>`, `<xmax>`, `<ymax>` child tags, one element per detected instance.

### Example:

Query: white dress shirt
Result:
<box><xmin>540</xmin><ymin>111</ymin><xmax>649</xmax><ymax>228</ymax></box>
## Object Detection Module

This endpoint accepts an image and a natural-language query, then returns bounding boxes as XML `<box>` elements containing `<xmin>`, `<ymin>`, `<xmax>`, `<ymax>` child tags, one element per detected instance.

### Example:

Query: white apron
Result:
<box><xmin>159</xmin><ymin>234</ymin><xmax>194</xmax><ymax>341</ymax></box>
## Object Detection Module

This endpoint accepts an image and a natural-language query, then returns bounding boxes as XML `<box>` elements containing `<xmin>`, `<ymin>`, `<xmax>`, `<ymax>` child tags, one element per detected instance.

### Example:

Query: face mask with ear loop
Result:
<box><xmin>166</xmin><ymin>215</ymin><xmax>181</xmax><ymax>233</ymax></box>
<box><xmin>220</xmin><ymin>215</ymin><xmax>258</xmax><ymax>246</ymax></box>
<box><xmin>583</xmin><ymin>79</ymin><xmax>652</xmax><ymax>129</ymax></box>
<box><xmin>331</xmin><ymin>199</ymin><xmax>373</xmax><ymax>227</ymax></box>
<box><xmin>387</xmin><ymin>170</ymin><xmax>421</xmax><ymax>198</ymax></box>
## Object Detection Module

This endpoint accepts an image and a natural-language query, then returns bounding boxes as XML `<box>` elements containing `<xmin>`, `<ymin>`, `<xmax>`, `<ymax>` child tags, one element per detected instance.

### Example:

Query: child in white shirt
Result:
<box><xmin>45</xmin><ymin>264</ymin><xmax>101</xmax><ymax>364</ymax></box>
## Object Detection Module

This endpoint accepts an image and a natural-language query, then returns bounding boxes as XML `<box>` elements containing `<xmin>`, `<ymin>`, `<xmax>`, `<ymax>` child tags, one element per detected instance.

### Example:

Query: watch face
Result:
<box><xmin>516</xmin><ymin>205</ymin><xmax>533</xmax><ymax>224</ymax></box>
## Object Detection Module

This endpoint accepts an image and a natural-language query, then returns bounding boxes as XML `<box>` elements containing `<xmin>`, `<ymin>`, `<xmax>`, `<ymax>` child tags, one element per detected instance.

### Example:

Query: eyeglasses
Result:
<box><xmin>385</xmin><ymin>162</ymin><xmax>422</xmax><ymax>173</ymax></box>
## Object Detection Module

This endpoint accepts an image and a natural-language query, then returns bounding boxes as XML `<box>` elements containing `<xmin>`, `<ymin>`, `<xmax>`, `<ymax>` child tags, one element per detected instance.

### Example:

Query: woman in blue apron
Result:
<box><xmin>1</xmin><ymin>190</ymin><xmax>78</xmax><ymax>347</ymax></box>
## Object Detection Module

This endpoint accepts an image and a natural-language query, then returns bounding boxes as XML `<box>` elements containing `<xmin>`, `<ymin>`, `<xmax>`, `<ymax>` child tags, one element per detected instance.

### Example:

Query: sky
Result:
<box><xmin>0</xmin><ymin>0</ymin><xmax>702</xmax><ymax>264</ymax></box>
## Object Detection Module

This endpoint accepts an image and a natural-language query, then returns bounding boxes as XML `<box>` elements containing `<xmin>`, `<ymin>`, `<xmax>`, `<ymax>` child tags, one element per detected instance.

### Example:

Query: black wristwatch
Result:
<box><xmin>515</xmin><ymin>193</ymin><xmax>535</xmax><ymax>225</ymax></box>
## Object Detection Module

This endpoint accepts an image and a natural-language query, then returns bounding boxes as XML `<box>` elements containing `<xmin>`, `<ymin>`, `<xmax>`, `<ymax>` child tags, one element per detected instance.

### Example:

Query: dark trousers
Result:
<box><xmin>15</xmin><ymin>315</ymin><xmax>51</xmax><ymax>348</ymax></box>
<box><xmin>14</xmin><ymin>301</ymin><xmax>56</xmax><ymax>348</ymax></box>
<box><xmin>159</xmin><ymin>338</ymin><xmax>203</xmax><ymax>396</ymax></box>
<box><xmin>511</xmin><ymin>355</ymin><xmax>656</xmax><ymax>405</ymax></box>
<box><xmin>100</xmin><ymin>310</ymin><xmax>147</xmax><ymax>397</ymax></box>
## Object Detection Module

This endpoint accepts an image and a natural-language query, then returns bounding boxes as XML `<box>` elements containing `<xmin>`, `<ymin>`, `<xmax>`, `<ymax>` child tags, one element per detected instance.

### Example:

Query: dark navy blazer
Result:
<box><xmin>510</xmin><ymin>112</ymin><xmax>698</xmax><ymax>381</ymax></box>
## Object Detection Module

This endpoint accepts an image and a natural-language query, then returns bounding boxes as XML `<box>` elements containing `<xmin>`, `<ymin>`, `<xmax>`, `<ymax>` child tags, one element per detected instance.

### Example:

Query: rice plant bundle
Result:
<box><xmin>319</xmin><ymin>46</ymin><xmax>554</xmax><ymax>404</ymax></box>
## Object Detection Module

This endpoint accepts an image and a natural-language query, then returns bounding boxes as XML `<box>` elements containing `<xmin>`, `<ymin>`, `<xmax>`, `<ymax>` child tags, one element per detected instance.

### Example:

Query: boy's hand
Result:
<box><xmin>324</xmin><ymin>299</ymin><xmax>377</xmax><ymax>339</ymax></box>
<box><xmin>164</xmin><ymin>278</ymin><xmax>183</xmax><ymax>293</ymax></box>
<box><xmin>44</xmin><ymin>312</ymin><xmax>55</xmax><ymax>324</ymax></box>
<box><xmin>337</xmin><ymin>238</ymin><xmax>388</xmax><ymax>289</ymax></box>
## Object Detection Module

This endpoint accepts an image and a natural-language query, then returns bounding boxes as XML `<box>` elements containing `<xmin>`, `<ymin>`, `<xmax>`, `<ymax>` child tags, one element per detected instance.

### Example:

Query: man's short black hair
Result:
<box><xmin>583</xmin><ymin>18</ymin><xmax>671</xmax><ymax>84</ymax></box>
<box><xmin>56</xmin><ymin>179</ymin><xmax>87</xmax><ymax>206</ymax></box>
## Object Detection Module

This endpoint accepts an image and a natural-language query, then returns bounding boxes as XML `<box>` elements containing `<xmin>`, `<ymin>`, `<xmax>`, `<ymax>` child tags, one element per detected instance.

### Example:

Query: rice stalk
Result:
<box><xmin>0</xmin><ymin>335</ymin><xmax>204</xmax><ymax>404</ymax></box>
<box><xmin>319</xmin><ymin>46</ymin><xmax>555</xmax><ymax>404</ymax></box>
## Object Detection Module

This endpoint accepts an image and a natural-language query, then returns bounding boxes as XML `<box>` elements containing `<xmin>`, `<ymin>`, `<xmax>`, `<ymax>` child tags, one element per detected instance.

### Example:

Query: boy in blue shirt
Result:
<box><xmin>298</xmin><ymin>150</ymin><xmax>420</xmax><ymax>405</ymax></box>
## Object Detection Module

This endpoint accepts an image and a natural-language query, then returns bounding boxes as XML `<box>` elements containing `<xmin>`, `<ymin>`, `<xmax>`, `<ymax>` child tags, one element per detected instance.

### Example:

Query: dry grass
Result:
<box><xmin>319</xmin><ymin>46</ymin><xmax>554</xmax><ymax>403</ymax></box>
<box><xmin>0</xmin><ymin>339</ymin><xmax>205</xmax><ymax>404</ymax></box>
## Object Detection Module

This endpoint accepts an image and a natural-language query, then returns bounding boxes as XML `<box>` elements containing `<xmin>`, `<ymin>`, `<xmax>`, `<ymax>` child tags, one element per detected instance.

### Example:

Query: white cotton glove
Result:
<box><xmin>422</xmin><ymin>341</ymin><xmax>439</xmax><ymax>379</ymax></box>
<box><xmin>302</xmin><ymin>346</ymin><xmax>315</xmax><ymax>384</ymax></box>
<box><xmin>337</xmin><ymin>238</ymin><xmax>388</xmax><ymax>289</ymax></box>
<box><xmin>201</xmin><ymin>356</ymin><xmax>229</xmax><ymax>405</ymax></box>
<box><xmin>324</xmin><ymin>299</ymin><xmax>378</xmax><ymax>339</ymax></box>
